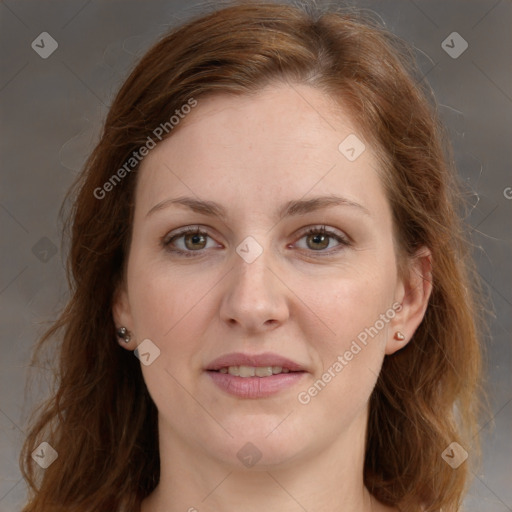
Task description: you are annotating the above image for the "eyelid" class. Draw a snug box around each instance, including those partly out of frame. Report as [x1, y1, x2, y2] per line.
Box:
[297, 225, 351, 243]
[162, 225, 212, 245]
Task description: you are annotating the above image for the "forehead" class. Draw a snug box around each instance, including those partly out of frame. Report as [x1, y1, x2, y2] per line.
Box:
[162, 84, 360, 160]
[135, 83, 389, 220]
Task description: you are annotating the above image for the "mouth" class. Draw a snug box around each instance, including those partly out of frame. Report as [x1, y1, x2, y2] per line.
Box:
[208, 365, 303, 377]
[205, 352, 307, 399]
[205, 351, 306, 373]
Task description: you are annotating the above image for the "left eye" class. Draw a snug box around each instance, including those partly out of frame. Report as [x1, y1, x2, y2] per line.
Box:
[163, 225, 349, 257]
[295, 226, 350, 252]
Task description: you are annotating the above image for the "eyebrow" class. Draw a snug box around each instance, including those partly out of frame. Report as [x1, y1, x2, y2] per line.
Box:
[146, 194, 370, 220]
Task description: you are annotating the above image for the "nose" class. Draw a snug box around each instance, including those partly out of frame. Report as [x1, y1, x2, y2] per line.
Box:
[219, 246, 290, 334]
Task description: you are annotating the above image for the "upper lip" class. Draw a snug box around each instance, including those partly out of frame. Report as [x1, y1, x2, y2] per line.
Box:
[205, 352, 306, 372]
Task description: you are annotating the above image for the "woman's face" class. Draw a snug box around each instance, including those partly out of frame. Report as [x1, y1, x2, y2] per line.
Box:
[114, 83, 416, 468]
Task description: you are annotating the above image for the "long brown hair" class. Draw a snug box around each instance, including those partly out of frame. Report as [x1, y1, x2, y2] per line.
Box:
[20, 1, 486, 510]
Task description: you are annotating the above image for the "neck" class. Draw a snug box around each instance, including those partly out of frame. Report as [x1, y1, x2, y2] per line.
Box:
[142, 410, 377, 512]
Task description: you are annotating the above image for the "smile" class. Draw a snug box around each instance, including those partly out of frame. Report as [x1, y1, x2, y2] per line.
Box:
[216, 365, 293, 377]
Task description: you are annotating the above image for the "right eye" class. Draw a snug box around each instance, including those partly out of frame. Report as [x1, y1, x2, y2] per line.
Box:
[162, 226, 221, 257]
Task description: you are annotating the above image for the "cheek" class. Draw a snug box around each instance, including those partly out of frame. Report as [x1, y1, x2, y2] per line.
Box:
[127, 254, 214, 341]
[127, 260, 213, 415]
[312, 264, 396, 342]
[304, 262, 396, 389]
[295, 280, 393, 424]
[126, 256, 220, 395]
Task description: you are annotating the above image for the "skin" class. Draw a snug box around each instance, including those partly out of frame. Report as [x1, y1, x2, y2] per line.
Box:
[113, 82, 432, 512]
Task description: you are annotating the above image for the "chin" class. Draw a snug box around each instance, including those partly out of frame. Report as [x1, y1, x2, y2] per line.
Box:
[199, 425, 305, 470]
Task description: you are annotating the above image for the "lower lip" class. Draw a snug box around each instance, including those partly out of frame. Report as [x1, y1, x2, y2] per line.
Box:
[206, 370, 306, 399]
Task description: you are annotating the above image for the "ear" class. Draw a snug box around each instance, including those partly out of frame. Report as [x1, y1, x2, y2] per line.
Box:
[112, 282, 135, 351]
[386, 246, 433, 355]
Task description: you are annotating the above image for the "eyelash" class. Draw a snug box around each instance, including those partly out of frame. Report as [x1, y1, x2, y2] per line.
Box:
[162, 225, 351, 258]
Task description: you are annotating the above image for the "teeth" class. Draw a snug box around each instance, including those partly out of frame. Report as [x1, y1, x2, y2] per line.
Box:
[255, 366, 273, 377]
[219, 365, 292, 377]
[228, 366, 240, 376]
[239, 366, 255, 377]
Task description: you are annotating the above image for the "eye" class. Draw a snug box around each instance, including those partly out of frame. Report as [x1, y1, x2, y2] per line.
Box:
[162, 225, 350, 258]
[294, 225, 350, 254]
[162, 226, 219, 257]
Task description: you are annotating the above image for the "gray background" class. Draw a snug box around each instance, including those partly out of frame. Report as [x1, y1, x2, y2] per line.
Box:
[0, 0, 511, 510]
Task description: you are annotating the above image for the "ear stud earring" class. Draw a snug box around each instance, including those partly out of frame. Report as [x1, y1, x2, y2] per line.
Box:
[116, 326, 131, 343]
[394, 331, 405, 341]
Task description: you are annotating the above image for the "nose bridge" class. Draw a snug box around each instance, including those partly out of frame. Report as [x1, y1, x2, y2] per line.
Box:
[219, 236, 289, 330]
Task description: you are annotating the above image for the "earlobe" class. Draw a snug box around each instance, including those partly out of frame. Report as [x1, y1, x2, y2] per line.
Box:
[394, 331, 406, 341]
[112, 284, 135, 349]
[116, 326, 132, 344]
[386, 247, 433, 355]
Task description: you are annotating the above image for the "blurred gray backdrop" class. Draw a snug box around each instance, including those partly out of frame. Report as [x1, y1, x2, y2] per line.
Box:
[1, 1, 511, 510]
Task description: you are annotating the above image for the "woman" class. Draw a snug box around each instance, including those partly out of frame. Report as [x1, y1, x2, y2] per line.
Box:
[20, 2, 485, 511]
